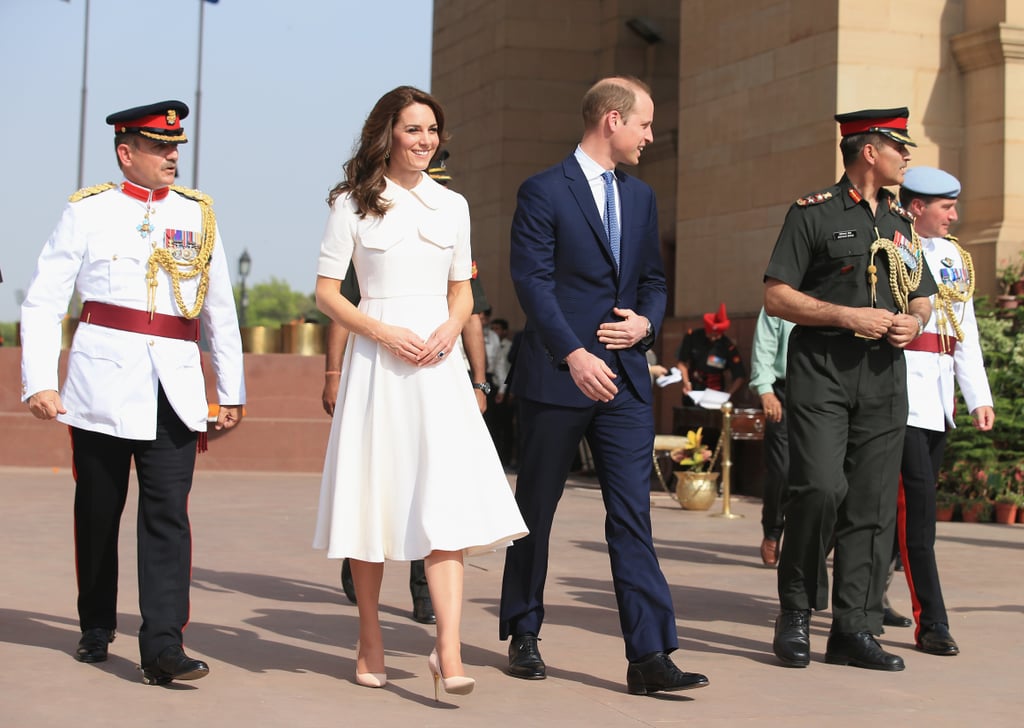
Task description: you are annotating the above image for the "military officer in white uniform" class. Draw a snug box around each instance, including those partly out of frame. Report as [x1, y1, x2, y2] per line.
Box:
[20, 100, 245, 685]
[895, 166, 994, 656]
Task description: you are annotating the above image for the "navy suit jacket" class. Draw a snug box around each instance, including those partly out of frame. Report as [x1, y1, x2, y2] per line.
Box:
[508, 154, 667, 408]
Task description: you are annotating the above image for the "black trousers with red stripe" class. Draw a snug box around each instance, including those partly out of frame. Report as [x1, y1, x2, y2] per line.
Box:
[71, 386, 198, 665]
[897, 425, 949, 636]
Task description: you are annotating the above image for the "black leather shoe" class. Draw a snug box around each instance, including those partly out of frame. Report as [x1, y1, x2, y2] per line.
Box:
[507, 634, 546, 679]
[142, 645, 210, 685]
[411, 596, 436, 624]
[883, 607, 913, 628]
[825, 631, 905, 671]
[916, 623, 959, 656]
[626, 652, 709, 695]
[75, 628, 115, 663]
[340, 559, 357, 605]
[773, 610, 810, 667]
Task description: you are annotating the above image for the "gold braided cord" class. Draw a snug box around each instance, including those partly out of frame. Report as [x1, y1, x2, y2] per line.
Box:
[934, 237, 974, 345]
[867, 226, 924, 313]
[145, 185, 216, 320]
[68, 182, 116, 202]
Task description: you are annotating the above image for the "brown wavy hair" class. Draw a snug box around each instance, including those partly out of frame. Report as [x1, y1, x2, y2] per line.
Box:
[327, 86, 449, 217]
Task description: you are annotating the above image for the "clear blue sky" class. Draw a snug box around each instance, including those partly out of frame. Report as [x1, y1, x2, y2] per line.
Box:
[0, 0, 433, 322]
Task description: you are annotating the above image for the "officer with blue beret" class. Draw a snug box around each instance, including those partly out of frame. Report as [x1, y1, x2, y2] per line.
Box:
[891, 165, 993, 657]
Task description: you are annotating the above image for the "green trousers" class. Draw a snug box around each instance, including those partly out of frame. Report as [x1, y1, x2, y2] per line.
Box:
[777, 328, 907, 634]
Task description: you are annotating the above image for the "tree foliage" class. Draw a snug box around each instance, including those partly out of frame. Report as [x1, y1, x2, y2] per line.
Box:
[235, 277, 328, 327]
[941, 298, 1024, 498]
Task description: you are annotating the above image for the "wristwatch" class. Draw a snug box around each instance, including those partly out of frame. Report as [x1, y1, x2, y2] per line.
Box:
[472, 381, 493, 396]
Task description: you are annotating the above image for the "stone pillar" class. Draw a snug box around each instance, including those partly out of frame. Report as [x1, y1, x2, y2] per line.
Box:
[951, 5, 1024, 296]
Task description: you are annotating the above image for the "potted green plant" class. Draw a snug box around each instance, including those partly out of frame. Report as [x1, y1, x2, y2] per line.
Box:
[997, 250, 1024, 299]
[961, 495, 993, 523]
[993, 493, 1019, 524]
[935, 488, 958, 522]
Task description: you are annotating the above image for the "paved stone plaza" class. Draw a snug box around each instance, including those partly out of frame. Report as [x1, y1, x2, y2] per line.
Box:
[2, 467, 1020, 727]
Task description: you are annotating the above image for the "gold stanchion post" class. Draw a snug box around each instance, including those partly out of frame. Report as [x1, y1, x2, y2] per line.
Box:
[712, 401, 743, 519]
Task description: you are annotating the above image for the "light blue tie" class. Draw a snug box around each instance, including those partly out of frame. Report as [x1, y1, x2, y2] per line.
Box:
[602, 170, 620, 271]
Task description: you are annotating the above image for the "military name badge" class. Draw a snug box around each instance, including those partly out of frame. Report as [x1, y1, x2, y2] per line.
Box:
[165, 229, 199, 262]
[893, 229, 917, 270]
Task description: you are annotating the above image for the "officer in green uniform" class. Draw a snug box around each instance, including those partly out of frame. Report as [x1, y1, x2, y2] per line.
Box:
[763, 108, 937, 671]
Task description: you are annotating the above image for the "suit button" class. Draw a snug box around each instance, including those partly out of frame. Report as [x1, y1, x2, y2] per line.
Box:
[112, 254, 118, 260]
[149, 340, 155, 346]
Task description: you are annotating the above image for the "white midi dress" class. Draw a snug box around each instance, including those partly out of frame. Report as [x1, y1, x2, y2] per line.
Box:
[313, 174, 528, 561]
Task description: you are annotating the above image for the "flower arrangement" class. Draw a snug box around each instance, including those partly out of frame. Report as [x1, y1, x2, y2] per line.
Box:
[669, 428, 714, 472]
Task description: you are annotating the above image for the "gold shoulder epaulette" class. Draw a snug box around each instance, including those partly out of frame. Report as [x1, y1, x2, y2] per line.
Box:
[170, 184, 213, 206]
[795, 191, 833, 207]
[68, 182, 116, 203]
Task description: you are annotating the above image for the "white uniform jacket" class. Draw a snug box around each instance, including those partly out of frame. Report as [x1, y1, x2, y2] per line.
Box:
[905, 235, 992, 432]
[21, 183, 245, 439]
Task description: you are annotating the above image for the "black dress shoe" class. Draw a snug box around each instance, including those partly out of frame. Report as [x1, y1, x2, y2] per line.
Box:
[626, 652, 709, 695]
[75, 628, 115, 663]
[142, 645, 210, 685]
[411, 596, 436, 624]
[507, 634, 546, 679]
[825, 631, 904, 671]
[340, 559, 357, 605]
[773, 609, 810, 667]
[916, 623, 959, 656]
[883, 607, 913, 628]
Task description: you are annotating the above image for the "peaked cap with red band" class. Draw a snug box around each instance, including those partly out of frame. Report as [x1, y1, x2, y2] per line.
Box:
[703, 302, 730, 336]
[834, 106, 915, 147]
[106, 100, 189, 143]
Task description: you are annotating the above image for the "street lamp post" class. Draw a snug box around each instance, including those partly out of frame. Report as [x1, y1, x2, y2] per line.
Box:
[238, 249, 251, 327]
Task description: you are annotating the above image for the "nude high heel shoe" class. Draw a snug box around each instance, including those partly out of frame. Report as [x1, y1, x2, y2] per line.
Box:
[355, 641, 386, 688]
[355, 670, 387, 688]
[428, 648, 475, 700]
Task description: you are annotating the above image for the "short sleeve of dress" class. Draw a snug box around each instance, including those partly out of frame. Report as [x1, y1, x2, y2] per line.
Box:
[448, 193, 472, 282]
[317, 196, 357, 280]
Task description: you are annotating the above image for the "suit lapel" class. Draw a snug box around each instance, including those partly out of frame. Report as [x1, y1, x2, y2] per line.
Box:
[563, 156, 619, 275]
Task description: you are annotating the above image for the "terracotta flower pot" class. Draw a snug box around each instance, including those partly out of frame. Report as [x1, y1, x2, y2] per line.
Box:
[674, 471, 720, 510]
[935, 503, 955, 522]
[961, 501, 990, 523]
[994, 502, 1019, 525]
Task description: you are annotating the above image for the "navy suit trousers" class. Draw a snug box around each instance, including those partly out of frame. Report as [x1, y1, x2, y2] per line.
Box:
[499, 384, 679, 661]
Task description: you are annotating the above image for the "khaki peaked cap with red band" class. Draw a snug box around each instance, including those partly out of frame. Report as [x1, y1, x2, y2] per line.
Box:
[106, 100, 189, 143]
[834, 106, 916, 147]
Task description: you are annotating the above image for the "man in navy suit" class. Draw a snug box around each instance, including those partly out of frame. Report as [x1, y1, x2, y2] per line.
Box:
[499, 76, 709, 696]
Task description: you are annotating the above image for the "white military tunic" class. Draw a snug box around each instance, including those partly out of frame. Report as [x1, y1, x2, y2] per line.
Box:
[905, 235, 992, 431]
[20, 182, 245, 438]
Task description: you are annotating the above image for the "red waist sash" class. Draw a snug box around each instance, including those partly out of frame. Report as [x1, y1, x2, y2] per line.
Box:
[80, 301, 200, 342]
[904, 332, 956, 356]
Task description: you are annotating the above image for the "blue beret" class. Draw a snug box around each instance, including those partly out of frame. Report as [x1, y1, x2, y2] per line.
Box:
[902, 166, 960, 198]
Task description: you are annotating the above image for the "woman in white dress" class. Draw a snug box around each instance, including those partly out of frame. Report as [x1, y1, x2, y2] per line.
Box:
[313, 86, 528, 699]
